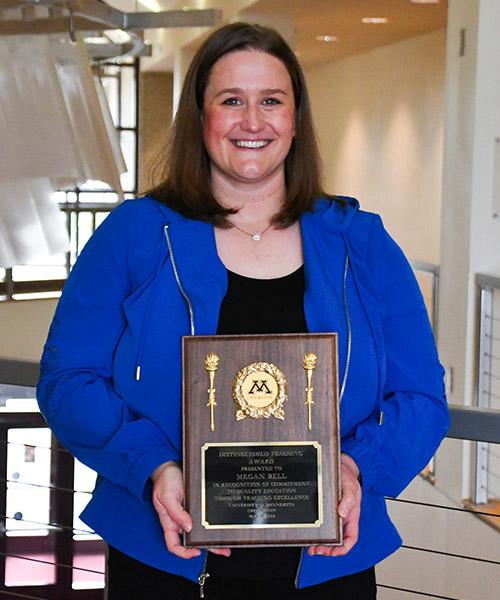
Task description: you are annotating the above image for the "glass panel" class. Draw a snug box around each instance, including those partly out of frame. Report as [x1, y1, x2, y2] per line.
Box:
[120, 65, 136, 129]
[12, 258, 67, 282]
[72, 540, 106, 590]
[466, 441, 500, 533]
[101, 73, 119, 127]
[70, 210, 78, 266]
[73, 459, 99, 541]
[95, 211, 110, 228]
[120, 130, 136, 192]
[53, 190, 69, 204]
[0, 384, 38, 413]
[65, 191, 78, 203]
[0, 62, 136, 304]
[73, 450, 105, 589]
[4, 539, 56, 587]
[77, 212, 94, 254]
[6, 428, 52, 537]
[77, 191, 119, 204]
[486, 442, 500, 502]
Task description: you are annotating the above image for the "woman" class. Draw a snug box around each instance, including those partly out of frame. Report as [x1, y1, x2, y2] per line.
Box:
[37, 22, 449, 599]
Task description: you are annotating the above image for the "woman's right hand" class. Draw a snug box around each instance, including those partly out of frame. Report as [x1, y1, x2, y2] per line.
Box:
[151, 462, 231, 559]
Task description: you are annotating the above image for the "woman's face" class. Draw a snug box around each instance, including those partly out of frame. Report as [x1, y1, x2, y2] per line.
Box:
[202, 49, 295, 188]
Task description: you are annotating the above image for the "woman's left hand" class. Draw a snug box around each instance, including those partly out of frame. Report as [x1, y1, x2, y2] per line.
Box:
[307, 453, 361, 557]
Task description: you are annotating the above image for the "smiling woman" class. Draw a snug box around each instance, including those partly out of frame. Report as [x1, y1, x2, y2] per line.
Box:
[37, 21, 448, 600]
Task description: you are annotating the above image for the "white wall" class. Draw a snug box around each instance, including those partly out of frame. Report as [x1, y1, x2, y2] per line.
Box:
[0, 299, 56, 361]
[306, 29, 446, 264]
[306, 17, 500, 599]
[438, 0, 500, 508]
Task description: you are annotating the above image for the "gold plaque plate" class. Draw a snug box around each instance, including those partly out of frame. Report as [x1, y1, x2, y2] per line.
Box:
[201, 441, 324, 530]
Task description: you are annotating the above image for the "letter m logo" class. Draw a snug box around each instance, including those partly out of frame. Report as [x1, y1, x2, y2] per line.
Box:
[248, 379, 272, 394]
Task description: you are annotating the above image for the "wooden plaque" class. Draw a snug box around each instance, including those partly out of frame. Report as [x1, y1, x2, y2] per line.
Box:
[182, 333, 341, 548]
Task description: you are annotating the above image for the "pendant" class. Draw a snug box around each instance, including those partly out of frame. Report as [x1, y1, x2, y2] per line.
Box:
[252, 234, 261, 241]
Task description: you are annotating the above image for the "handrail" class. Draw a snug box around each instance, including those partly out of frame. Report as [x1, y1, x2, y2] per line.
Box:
[0, 358, 39, 387]
[476, 273, 500, 289]
[411, 260, 440, 276]
[447, 404, 500, 444]
[1, 359, 499, 444]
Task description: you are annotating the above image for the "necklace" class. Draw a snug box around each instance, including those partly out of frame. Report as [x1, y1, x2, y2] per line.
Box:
[231, 222, 273, 241]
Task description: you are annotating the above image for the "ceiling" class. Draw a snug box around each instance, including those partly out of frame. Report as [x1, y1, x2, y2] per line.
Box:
[240, 0, 448, 68]
[0, 0, 448, 69]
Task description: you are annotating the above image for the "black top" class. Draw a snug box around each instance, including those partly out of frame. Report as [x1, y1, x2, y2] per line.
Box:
[207, 266, 307, 579]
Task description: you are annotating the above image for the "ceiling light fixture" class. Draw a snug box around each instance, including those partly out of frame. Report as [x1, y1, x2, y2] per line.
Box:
[138, 0, 162, 12]
[315, 35, 339, 42]
[361, 17, 388, 24]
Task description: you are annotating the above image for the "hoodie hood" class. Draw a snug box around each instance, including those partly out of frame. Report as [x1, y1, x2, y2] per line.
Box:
[308, 195, 360, 233]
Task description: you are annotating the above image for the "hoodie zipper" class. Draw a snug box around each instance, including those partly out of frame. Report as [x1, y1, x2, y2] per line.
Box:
[294, 254, 352, 588]
[135, 224, 195, 380]
[164, 222, 210, 594]
[164, 224, 195, 336]
[163, 223, 351, 590]
[339, 254, 351, 402]
[198, 553, 209, 598]
[294, 548, 304, 589]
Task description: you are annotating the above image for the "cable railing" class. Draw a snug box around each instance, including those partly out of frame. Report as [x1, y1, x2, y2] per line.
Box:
[474, 274, 500, 520]
[0, 200, 118, 302]
[2, 344, 500, 598]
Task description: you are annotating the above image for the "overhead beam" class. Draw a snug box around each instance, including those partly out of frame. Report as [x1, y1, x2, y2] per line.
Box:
[86, 40, 152, 59]
[0, 1, 222, 35]
[0, 16, 110, 35]
[124, 10, 222, 30]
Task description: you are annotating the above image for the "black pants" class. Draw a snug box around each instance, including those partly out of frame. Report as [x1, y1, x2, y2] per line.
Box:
[107, 546, 377, 600]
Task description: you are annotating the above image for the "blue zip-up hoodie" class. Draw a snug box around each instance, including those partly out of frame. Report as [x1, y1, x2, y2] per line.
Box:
[37, 196, 448, 588]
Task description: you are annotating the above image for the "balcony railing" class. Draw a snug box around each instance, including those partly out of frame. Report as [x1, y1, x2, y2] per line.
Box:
[1, 357, 499, 599]
[469, 275, 500, 527]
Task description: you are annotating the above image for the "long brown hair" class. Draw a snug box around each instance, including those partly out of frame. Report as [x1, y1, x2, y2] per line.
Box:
[146, 22, 333, 225]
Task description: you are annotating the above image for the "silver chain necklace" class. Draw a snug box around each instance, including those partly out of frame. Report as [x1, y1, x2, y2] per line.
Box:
[231, 222, 273, 241]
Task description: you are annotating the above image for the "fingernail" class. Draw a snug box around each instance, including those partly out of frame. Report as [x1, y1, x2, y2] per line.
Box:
[185, 523, 192, 532]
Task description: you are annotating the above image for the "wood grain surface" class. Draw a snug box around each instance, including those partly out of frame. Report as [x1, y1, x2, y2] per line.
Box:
[183, 333, 341, 547]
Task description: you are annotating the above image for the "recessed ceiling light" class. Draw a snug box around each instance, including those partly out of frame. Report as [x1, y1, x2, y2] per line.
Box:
[361, 17, 389, 24]
[315, 35, 339, 43]
[84, 36, 109, 45]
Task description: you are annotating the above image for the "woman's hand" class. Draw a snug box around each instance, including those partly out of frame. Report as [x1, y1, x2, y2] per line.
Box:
[151, 462, 231, 559]
[307, 453, 361, 557]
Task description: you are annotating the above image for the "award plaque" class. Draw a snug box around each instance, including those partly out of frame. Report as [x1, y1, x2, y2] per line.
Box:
[182, 333, 341, 547]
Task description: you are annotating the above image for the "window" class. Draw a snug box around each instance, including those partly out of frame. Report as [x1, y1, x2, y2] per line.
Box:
[0, 60, 139, 302]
